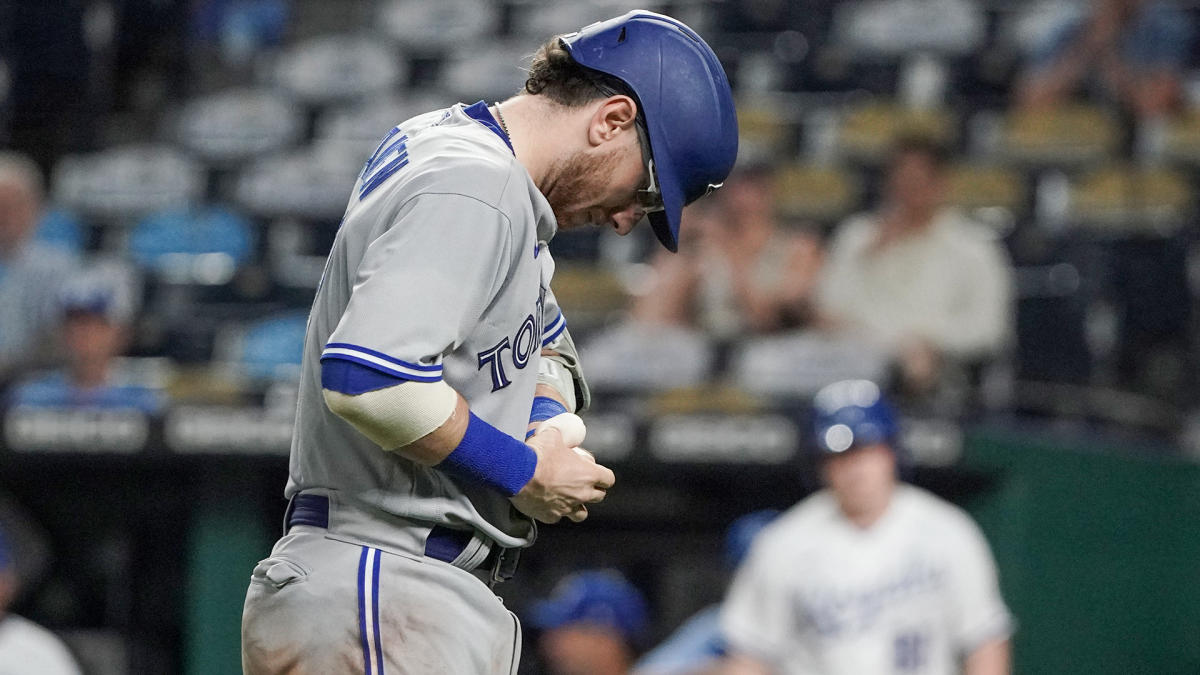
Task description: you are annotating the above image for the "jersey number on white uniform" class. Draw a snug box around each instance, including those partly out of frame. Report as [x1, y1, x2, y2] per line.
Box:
[893, 631, 927, 672]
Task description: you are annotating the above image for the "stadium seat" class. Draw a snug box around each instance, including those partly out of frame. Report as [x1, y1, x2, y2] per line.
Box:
[34, 208, 86, 254]
[377, 0, 500, 53]
[647, 384, 767, 416]
[944, 164, 1028, 215]
[128, 206, 255, 284]
[234, 143, 364, 220]
[998, 105, 1119, 166]
[1160, 109, 1200, 165]
[272, 35, 406, 104]
[773, 163, 861, 223]
[1068, 166, 1191, 234]
[836, 101, 956, 162]
[579, 322, 715, 393]
[176, 88, 303, 164]
[314, 92, 450, 157]
[546, 264, 631, 329]
[441, 43, 536, 103]
[737, 102, 797, 160]
[51, 145, 206, 220]
[509, 0, 669, 39]
[730, 331, 891, 398]
[831, 0, 985, 57]
[215, 310, 309, 382]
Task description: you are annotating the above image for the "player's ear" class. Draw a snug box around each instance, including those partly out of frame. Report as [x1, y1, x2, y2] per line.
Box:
[587, 95, 637, 147]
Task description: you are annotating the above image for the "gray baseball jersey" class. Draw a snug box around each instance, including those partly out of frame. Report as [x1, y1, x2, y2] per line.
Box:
[285, 101, 565, 549]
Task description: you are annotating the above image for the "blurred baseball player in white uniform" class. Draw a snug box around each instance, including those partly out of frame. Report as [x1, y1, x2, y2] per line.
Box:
[240, 10, 738, 675]
[721, 380, 1013, 675]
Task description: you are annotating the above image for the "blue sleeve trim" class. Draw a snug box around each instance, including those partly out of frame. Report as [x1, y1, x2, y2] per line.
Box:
[320, 348, 442, 383]
[541, 312, 567, 346]
[322, 359, 410, 394]
[438, 412, 537, 497]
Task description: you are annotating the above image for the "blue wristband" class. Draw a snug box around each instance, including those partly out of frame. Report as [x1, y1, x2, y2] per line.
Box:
[439, 413, 537, 497]
[526, 396, 569, 439]
[530, 396, 568, 424]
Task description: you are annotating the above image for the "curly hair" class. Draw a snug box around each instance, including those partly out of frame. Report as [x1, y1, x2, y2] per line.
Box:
[524, 37, 638, 108]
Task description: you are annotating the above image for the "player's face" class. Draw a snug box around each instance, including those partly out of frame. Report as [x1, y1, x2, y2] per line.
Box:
[539, 625, 631, 675]
[822, 443, 897, 525]
[64, 313, 125, 365]
[886, 152, 943, 214]
[547, 122, 659, 235]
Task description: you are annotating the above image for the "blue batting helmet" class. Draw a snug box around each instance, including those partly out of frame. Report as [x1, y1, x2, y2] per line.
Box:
[529, 570, 649, 644]
[562, 11, 739, 252]
[811, 380, 899, 454]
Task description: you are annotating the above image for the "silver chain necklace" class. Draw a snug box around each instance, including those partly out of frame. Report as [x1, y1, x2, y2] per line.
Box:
[492, 102, 511, 138]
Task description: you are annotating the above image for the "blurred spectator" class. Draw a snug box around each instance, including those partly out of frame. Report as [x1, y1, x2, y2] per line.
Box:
[0, 152, 76, 387]
[633, 510, 779, 675]
[1015, 0, 1193, 120]
[0, 527, 82, 675]
[834, 0, 985, 57]
[719, 380, 1012, 674]
[633, 165, 824, 339]
[529, 570, 650, 675]
[815, 136, 1013, 395]
[10, 266, 163, 414]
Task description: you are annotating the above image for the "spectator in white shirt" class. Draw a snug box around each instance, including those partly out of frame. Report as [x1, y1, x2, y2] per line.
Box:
[816, 135, 1014, 395]
[0, 152, 77, 388]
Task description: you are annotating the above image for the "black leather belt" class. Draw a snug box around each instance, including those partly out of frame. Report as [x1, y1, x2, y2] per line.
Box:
[284, 493, 519, 585]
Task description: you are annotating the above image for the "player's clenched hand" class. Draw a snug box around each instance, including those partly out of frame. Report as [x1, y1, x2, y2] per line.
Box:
[511, 427, 615, 524]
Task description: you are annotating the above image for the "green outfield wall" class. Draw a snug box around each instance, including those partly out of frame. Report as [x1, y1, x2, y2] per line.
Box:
[962, 430, 1200, 675]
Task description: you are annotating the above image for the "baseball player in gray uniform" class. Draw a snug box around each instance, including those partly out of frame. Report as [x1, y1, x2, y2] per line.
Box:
[241, 11, 738, 675]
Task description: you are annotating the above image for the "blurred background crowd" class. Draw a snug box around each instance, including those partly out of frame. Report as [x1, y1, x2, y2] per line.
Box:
[0, 0, 1198, 673]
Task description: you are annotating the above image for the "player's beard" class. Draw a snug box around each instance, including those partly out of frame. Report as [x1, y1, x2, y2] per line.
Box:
[541, 146, 625, 230]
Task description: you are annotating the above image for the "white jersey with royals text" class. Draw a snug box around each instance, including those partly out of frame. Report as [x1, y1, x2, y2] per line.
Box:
[721, 485, 1013, 675]
[285, 101, 568, 548]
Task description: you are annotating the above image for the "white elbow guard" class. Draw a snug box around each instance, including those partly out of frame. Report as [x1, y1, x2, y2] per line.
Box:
[323, 379, 457, 450]
[539, 328, 591, 412]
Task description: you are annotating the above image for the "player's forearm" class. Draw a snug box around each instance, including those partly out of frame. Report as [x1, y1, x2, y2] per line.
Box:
[964, 638, 1010, 675]
[407, 394, 470, 464]
[528, 383, 570, 437]
[323, 382, 468, 465]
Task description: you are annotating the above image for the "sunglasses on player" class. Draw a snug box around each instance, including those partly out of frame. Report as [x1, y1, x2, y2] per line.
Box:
[633, 119, 665, 215]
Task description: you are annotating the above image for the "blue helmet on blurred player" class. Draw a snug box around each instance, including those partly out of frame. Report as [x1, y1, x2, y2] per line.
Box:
[529, 569, 650, 645]
[811, 380, 900, 455]
[562, 10, 739, 252]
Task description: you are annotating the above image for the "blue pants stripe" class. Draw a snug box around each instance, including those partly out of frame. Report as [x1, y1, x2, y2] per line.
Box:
[358, 546, 372, 675]
[372, 550, 385, 675]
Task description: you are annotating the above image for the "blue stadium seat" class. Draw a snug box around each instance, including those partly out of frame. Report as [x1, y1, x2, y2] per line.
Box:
[34, 208, 86, 254]
[234, 311, 308, 381]
[128, 206, 255, 284]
